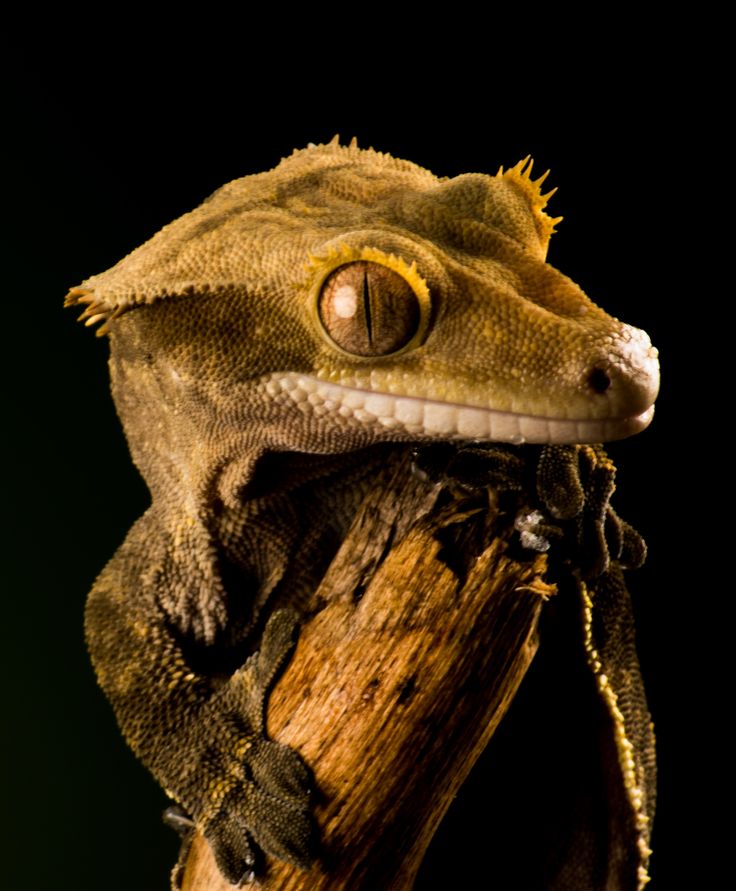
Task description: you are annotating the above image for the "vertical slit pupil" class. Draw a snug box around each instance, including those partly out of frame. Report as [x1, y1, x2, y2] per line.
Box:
[362, 268, 373, 346]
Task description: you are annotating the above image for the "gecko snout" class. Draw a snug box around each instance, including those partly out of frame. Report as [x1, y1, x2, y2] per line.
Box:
[585, 325, 660, 420]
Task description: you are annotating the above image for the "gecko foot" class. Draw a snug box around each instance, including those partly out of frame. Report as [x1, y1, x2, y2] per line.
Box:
[193, 609, 315, 881]
[202, 754, 314, 882]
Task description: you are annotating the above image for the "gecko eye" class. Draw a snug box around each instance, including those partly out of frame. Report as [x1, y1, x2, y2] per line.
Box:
[317, 262, 422, 357]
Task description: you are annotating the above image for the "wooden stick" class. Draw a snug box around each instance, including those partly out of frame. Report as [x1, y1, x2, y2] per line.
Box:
[181, 456, 552, 890]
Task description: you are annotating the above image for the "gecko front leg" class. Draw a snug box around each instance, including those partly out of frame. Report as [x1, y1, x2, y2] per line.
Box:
[85, 512, 314, 884]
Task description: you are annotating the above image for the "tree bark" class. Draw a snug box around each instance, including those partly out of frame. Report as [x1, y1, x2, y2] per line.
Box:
[181, 453, 553, 890]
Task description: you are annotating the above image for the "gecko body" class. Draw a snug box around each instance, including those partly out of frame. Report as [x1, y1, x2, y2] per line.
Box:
[67, 141, 659, 885]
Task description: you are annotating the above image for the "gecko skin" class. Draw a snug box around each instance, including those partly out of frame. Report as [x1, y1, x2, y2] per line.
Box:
[66, 141, 659, 885]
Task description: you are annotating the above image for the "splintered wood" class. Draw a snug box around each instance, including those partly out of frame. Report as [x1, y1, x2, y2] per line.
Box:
[181, 456, 552, 890]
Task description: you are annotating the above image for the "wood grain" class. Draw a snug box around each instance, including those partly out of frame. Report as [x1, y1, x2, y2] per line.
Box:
[181, 455, 552, 890]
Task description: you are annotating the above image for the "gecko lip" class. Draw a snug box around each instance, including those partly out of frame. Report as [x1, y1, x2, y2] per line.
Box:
[267, 373, 656, 445]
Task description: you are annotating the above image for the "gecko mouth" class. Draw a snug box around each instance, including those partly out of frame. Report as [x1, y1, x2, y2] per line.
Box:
[265, 373, 655, 445]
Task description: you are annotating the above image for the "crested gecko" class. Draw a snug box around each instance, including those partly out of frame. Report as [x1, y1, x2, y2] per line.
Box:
[66, 140, 659, 887]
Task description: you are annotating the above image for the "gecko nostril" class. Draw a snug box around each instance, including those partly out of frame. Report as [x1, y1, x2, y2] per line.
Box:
[587, 367, 612, 394]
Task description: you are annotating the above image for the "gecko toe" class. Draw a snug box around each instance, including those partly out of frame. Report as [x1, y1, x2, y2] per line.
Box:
[249, 738, 312, 802]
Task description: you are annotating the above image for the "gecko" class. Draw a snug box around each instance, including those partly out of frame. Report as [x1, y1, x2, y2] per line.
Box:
[66, 139, 659, 887]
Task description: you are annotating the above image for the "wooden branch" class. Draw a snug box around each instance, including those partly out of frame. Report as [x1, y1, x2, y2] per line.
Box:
[181, 455, 553, 890]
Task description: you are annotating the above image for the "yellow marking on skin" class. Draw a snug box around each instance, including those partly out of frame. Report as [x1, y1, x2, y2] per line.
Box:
[167, 670, 186, 691]
[234, 738, 254, 760]
[580, 581, 652, 888]
[132, 619, 150, 638]
[199, 776, 239, 827]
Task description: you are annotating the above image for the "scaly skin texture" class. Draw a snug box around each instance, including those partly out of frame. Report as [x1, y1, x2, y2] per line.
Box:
[67, 141, 659, 886]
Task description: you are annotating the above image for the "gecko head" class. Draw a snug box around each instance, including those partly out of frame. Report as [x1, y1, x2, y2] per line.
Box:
[67, 142, 659, 503]
[288, 223, 659, 446]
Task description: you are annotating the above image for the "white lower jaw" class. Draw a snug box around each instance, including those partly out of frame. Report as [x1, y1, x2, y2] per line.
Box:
[265, 373, 654, 445]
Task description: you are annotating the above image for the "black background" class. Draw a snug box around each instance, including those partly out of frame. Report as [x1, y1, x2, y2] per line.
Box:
[3, 26, 717, 890]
